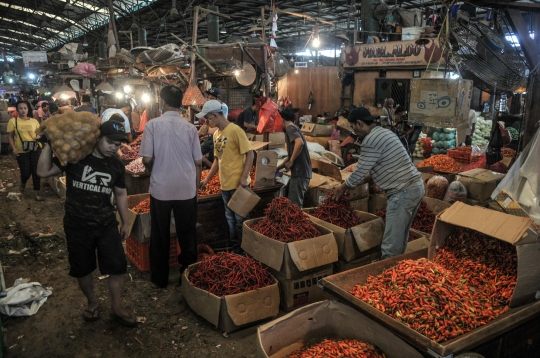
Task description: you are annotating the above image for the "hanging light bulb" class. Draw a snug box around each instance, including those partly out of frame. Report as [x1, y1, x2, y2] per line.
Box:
[312, 24, 320, 48]
[123, 85, 132, 93]
[142, 93, 150, 102]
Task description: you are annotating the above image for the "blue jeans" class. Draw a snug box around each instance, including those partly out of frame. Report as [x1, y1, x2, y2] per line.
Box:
[221, 189, 248, 252]
[382, 184, 424, 259]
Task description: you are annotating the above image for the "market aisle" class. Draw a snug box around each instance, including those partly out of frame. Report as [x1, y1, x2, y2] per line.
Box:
[0, 155, 258, 358]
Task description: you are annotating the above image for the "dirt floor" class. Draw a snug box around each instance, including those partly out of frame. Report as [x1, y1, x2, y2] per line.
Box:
[0, 154, 260, 358]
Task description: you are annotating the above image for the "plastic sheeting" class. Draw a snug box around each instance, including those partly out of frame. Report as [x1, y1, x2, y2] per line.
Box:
[492, 128, 540, 223]
[0, 279, 52, 316]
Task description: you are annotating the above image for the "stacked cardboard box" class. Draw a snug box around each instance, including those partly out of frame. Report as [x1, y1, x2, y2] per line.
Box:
[242, 218, 338, 312]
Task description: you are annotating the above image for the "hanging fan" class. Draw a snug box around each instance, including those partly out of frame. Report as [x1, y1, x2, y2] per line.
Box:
[267, 54, 290, 78]
[448, 16, 527, 94]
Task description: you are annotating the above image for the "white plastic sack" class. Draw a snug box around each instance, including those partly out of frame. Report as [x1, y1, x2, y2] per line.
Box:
[306, 142, 325, 153]
[0, 279, 52, 316]
[272, 148, 288, 159]
[492, 128, 540, 223]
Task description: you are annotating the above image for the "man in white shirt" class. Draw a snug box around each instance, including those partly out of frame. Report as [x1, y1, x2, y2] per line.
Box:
[139, 86, 203, 288]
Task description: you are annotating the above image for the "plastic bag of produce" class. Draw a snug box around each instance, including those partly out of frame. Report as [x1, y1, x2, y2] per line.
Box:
[36, 111, 100, 165]
[443, 181, 468, 204]
[492, 128, 540, 223]
[426, 175, 449, 200]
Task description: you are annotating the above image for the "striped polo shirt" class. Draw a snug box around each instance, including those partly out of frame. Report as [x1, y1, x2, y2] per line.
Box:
[345, 126, 422, 195]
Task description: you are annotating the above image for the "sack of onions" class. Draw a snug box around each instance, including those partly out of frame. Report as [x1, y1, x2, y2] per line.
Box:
[36, 111, 101, 165]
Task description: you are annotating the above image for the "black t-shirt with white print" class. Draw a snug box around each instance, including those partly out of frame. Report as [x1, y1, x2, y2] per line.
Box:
[55, 154, 125, 226]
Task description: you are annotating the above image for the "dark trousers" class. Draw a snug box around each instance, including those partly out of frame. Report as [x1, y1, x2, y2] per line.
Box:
[16, 149, 41, 190]
[149, 195, 198, 287]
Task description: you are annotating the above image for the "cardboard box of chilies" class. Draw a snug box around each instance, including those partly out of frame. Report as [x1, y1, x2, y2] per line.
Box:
[257, 300, 423, 358]
[303, 209, 384, 263]
[428, 202, 540, 308]
[181, 262, 280, 333]
[241, 218, 338, 280]
[117, 194, 176, 243]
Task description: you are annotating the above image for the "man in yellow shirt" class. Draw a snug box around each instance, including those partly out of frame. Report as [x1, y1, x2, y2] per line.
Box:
[198, 100, 254, 254]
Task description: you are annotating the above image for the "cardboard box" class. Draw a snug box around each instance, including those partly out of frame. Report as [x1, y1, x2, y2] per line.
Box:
[251, 133, 286, 149]
[350, 196, 369, 212]
[493, 190, 530, 217]
[333, 251, 381, 273]
[301, 122, 334, 137]
[257, 300, 424, 358]
[254, 150, 277, 188]
[303, 173, 340, 207]
[458, 168, 506, 202]
[336, 115, 353, 133]
[122, 194, 176, 243]
[228, 186, 261, 217]
[428, 202, 540, 308]
[304, 135, 330, 149]
[409, 78, 473, 128]
[405, 230, 430, 254]
[181, 263, 280, 333]
[242, 218, 338, 279]
[305, 209, 384, 263]
[369, 193, 387, 214]
[272, 266, 332, 312]
[347, 182, 369, 200]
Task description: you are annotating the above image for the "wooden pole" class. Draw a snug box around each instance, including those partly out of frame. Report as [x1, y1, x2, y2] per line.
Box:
[107, 0, 120, 51]
[190, 6, 200, 86]
[261, 7, 266, 44]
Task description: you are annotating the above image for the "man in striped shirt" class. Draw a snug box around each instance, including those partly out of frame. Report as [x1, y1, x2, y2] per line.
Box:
[334, 107, 424, 259]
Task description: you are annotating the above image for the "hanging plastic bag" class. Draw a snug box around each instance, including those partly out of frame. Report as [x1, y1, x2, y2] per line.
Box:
[443, 181, 468, 204]
[492, 127, 540, 223]
[257, 96, 283, 133]
[71, 63, 97, 77]
[426, 175, 449, 200]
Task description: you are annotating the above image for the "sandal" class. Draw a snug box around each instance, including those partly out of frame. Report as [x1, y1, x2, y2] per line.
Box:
[35, 196, 45, 201]
[110, 313, 138, 328]
[83, 307, 100, 322]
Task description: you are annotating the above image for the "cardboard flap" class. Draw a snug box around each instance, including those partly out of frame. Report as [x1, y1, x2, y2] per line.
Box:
[316, 161, 342, 182]
[439, 202, 532, 244]
[224, 281, 280, 326]
[242, 220, 286, 271]
[287, 225, 338, 272]
[458, 168, 505, 182]
[254, 150, 278, 188]
[309, 173, 330, 188]
[250, 141, 271, 151]
[181, 265, 221, 327]
[228, 186, 261, 218]
[350, 217, 385, 252]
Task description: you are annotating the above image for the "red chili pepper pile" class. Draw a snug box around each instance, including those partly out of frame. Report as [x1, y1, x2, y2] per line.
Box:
[377, 201, 437, 234]
[198, 168, 258, 196]
[461, 155, 508, 174]
[251, 197, 320, 243]
[286, 339, 387, 358]
[198, 170, 222, 196]
[131, 198, 150, 213]
[349, 228, 517, 343]
[418, 154, 462, 173]
[311, 193, 364, 229]
[502, 147, 516, 158]
[189, 252, 274, 296]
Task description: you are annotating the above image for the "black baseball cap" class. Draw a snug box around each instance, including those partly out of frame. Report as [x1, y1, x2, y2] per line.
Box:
[100, 121, 128, 142]
[206, 87, 221, 97]
[347, 106, 380, 124]
[279, 108, 299, 122]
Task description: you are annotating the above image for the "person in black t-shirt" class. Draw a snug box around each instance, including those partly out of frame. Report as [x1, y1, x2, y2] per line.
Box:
[37, 121, 137, 327]
[276, 108, 313, 207]
[235, 98, 259, 133]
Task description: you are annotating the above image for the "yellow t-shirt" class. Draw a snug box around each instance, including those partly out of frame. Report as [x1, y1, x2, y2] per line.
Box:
[213, 123, 252, 191]
[7, 117, 40, 153]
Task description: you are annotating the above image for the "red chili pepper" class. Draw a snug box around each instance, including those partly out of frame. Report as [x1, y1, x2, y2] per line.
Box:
[377, 200, 437, 235]
[131, 198, 150, 213]
[311, 193, 364, 229]
[251, 197, 320, 243]
[189, 252, 274, 296]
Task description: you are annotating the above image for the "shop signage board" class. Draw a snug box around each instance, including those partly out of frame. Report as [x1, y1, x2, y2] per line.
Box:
[341, 39, 444, 68]
[21, 51, 48, 68]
